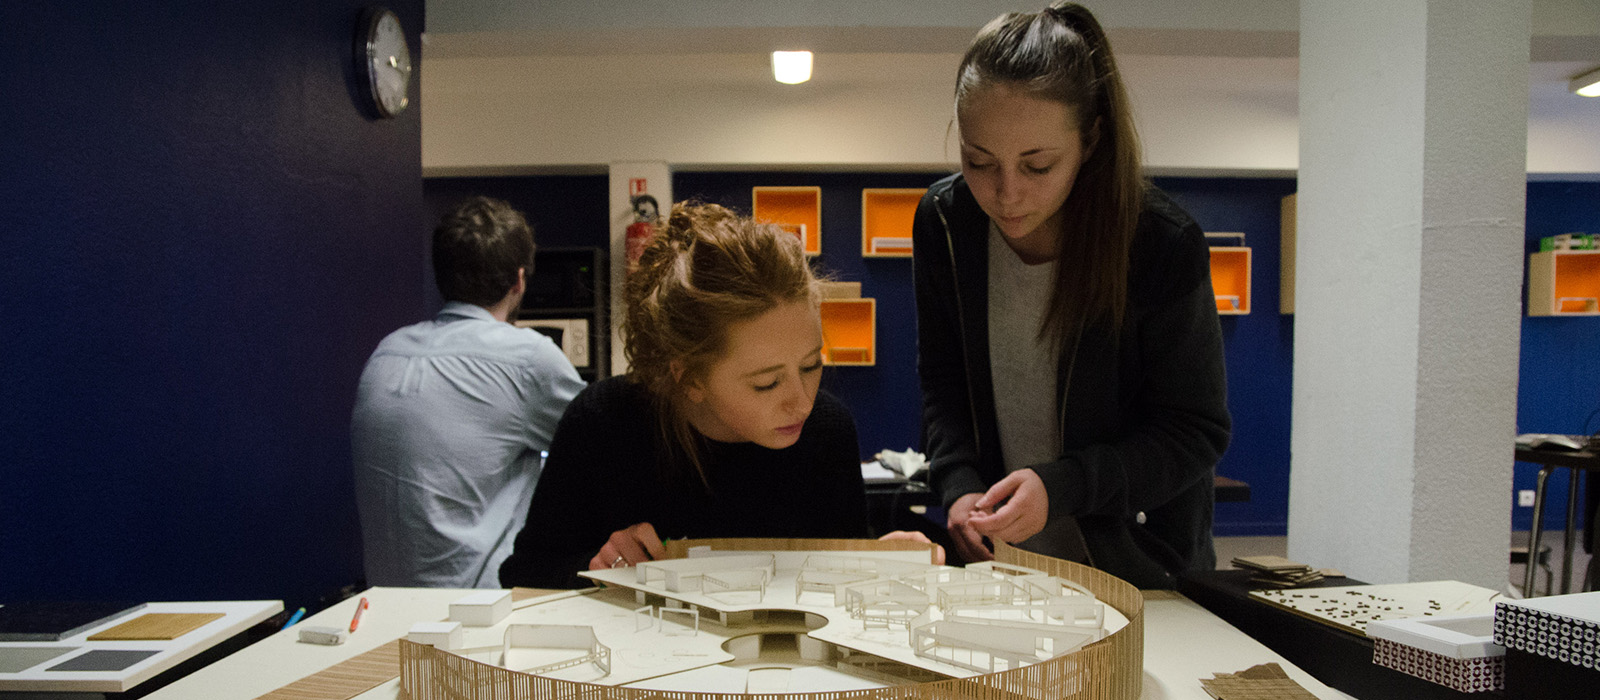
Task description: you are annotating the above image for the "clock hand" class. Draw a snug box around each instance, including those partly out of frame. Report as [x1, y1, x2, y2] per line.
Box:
[384, 55, 413, 78]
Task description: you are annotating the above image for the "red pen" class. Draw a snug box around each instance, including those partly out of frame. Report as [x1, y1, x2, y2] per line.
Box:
[349, 597, 369, 633]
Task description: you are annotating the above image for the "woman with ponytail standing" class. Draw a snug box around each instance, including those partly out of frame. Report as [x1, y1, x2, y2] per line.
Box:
[914, 2, 1231, 588]
[501, 202, 934, 589]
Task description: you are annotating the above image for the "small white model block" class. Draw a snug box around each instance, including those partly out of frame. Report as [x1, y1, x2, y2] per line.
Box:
[296, 624, 348, 646]
[450, 590, 512, 627]
[407, 621, 464, 650]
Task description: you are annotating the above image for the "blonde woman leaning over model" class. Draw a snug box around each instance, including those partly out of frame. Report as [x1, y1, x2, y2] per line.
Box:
[501, 202, 939, 589]
[914, 2, 1231, 588]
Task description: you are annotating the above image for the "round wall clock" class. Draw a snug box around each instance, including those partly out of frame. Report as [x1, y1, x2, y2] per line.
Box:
[357, 6, 412, 118]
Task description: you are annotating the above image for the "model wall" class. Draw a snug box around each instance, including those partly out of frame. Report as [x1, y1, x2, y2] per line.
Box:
[0, 1, 428, 610]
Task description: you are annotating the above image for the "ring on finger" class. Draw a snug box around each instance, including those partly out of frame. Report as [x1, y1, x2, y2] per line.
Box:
[611, 555, 627, 568]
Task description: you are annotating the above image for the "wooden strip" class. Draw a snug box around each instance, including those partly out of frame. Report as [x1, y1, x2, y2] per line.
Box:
[87, 612, 225, 641]
[253, 640, 400, 700]
[510, 587, 564, 602]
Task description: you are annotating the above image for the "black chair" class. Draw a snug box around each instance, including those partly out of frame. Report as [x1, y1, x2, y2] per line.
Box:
[1511, 543, 1554, 596]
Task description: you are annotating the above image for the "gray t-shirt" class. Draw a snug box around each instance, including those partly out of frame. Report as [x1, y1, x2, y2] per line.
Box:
[987, 225, 1090, 563]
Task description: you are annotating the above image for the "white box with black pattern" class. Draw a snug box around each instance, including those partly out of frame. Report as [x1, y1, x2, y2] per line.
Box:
[1492, 591, 1600, 671]
[1369, 613, 1504, 692]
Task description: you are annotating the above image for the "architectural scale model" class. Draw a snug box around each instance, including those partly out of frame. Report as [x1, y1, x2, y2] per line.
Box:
[399, 539, 1146, 700]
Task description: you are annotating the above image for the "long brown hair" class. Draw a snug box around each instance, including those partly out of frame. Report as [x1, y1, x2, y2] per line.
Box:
[623, 201, 821, 486]
[956, 1, 1145, 344]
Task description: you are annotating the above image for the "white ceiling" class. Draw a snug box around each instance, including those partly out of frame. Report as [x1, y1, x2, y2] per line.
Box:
[418, 0, 1600, 176]
[424, 0, 1596, 58]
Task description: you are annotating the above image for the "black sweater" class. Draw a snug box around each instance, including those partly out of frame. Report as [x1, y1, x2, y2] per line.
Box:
[499, 376, 869, 589]
[913, 173, 1231, 589]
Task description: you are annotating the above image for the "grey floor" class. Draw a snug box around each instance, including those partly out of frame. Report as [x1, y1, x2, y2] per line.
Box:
[1215, 532, 1594, 596]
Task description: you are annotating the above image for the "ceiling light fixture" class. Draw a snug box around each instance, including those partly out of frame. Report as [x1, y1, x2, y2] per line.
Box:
[772, 51, 813, 84]
[1571, 66, 1600, 97]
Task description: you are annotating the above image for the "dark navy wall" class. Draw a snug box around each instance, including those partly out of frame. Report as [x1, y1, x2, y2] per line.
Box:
[1515, 181, 1600, 531]
[0, 2, 427, 610]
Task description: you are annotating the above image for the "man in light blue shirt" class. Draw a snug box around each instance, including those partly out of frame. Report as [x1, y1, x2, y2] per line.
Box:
[352, 197, 585, 588]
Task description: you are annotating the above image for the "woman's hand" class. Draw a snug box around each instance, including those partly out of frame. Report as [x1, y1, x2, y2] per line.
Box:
[877, 530, 947, 565]
[946, 492, 995, 563]
[588, 522, 666, 570]
[966, 468, 1049, 544]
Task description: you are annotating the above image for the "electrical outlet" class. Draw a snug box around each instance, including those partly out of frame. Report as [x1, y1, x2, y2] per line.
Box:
[1518, 490, 1536, 508]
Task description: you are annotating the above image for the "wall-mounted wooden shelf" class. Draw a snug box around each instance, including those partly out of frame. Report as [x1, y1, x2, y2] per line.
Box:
[1209, 246, 1252, 315]
[819, 296, 876, 366]
[752, 186, 821, 257]
[1528, 249, 1600, 316]
[861, 188, 923, 257]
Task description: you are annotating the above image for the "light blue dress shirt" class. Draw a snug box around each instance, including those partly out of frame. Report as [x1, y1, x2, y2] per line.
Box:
[352, 302, 585, 588]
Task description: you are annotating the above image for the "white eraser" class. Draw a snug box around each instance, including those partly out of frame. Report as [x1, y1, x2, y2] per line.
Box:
[297, 624, 349, 645]
[407, 621, 464, 650]
[450, 590, 512, 627]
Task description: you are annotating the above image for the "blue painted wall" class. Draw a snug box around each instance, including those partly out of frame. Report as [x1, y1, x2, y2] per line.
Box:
[1515, 181, 1600, 532]
[0, 1, 427, 610]
[1153, 178, 1299, 536]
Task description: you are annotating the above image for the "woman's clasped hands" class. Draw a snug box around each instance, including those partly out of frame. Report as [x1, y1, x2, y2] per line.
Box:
[946, 468, 1049, 563]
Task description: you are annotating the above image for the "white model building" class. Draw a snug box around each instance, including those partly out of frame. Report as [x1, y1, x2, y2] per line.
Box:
[398, 540, 1142, 699]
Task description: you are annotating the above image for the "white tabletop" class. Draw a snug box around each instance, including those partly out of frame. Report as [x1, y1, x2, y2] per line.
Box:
[145, 587, 1354, 700]
[1139, 593, 1353, 699]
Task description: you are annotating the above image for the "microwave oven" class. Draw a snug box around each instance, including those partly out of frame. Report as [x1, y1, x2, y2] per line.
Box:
[515, 318, 590, 369]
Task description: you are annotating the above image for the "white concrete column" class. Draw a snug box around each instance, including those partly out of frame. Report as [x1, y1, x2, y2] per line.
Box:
[607, 162, 672, 377]
[1287, 0, 1528, 588]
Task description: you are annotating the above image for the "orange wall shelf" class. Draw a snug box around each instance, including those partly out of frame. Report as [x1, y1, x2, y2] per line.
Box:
[820, 298, 876, 366]
[861, 188, 923, 257]
[1528, 249, 1600, 316]
[1209, 246, 1252, 315]
[752, 186, 821, 257]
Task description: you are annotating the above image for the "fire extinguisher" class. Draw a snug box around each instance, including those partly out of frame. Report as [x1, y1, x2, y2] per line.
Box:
[626, 194, 660, 272]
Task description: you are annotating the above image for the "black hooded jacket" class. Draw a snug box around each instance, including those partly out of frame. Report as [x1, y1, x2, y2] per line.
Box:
[913, 173, 1231, 589]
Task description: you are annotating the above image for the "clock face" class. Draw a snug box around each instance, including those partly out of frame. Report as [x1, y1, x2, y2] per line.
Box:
[363, 8, 412, 118]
